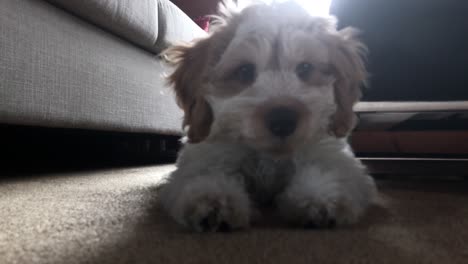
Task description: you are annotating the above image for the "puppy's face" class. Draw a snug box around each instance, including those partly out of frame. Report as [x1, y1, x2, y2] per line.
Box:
[166, 2, 367, 157]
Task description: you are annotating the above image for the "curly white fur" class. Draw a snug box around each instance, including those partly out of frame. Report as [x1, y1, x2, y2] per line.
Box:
[160, 1, 378, 232]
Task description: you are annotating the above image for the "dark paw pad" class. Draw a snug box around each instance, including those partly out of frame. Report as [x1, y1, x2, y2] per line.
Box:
[199, 209, 232, 232]
[327, 219, 337, 229]
[200, 209, 219, 232]
[304, 207, 336, 229]
[218, 221, 232, 232]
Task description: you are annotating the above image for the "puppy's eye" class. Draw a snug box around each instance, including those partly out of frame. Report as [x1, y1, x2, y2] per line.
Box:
[295, 62, 314, 81]
[231, 63, 256, 84]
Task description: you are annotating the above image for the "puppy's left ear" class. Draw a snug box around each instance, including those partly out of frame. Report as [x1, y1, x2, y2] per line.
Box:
[329, 28, 368, 137]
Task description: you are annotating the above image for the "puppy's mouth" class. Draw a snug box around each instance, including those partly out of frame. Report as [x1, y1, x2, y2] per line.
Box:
[257, 132, 303, 158]
[264, 142, 296, 158]
[245, 129, 306, 159]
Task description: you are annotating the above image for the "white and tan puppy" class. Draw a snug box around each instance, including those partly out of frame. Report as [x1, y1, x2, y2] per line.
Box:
[160, 1, 377, 232]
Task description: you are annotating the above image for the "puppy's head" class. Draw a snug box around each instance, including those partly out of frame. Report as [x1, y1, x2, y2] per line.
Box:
[165, 1, 367, 156]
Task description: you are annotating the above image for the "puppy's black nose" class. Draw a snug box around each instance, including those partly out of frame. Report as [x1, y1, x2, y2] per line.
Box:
[266, 107, 298, 138]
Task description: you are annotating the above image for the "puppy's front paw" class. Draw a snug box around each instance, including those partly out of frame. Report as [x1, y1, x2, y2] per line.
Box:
[303, 199, 345, 229]
[277, 195, 340, 229]
[276, 167, 376, 229]
[279, 191, 376, 229]
[185, 194, 249, 232]
[173, 179, 250, 232]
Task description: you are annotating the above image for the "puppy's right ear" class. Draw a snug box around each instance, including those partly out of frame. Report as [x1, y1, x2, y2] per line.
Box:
[164, 10, 238, 142]
[164, 39, 214, 143]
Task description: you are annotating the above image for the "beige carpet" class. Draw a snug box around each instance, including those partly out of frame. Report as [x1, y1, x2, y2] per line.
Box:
[1, 166, 467, 264]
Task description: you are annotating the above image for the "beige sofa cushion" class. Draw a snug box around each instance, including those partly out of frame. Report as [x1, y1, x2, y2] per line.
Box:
[46, 0, 160, 52]
[46, 0, 205, 53]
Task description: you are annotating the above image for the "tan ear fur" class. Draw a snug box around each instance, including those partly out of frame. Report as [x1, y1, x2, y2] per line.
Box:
[163, 40, 213, 143]
[328, 28, 368, 137]
[164, 18, 238, 143]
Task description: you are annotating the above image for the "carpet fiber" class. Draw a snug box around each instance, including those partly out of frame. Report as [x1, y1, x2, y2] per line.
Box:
[1, 166, 467, 264]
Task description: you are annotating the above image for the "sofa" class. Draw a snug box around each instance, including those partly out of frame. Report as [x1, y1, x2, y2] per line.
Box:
[0, 0, 205, 136]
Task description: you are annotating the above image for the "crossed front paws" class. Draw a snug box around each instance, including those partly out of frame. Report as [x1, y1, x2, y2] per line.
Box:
[169, 180, 369, 232]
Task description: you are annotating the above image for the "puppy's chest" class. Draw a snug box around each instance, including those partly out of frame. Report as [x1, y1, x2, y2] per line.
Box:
[240, 155, 296, 206]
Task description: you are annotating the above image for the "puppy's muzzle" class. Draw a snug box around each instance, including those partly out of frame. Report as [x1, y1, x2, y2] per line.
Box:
[265, 107, 298, 138]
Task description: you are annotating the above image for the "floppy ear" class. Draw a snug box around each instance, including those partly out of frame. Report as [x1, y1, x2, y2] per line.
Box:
[164, 39, 214, 143]
[329, 27, 368, 137]
[164, 11, 239, 143]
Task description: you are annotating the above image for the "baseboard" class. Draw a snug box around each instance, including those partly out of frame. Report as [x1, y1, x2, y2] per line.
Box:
[360, 157, 468, 178]
[351, 131, 468, 157]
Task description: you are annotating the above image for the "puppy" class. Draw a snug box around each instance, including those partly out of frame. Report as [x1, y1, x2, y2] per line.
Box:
[160, 1, 377, 232]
